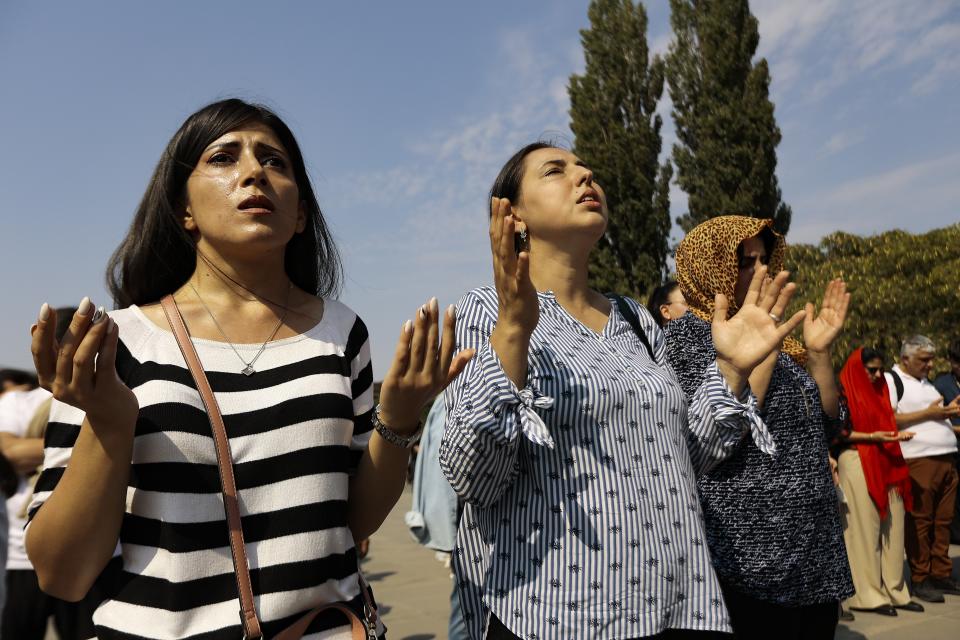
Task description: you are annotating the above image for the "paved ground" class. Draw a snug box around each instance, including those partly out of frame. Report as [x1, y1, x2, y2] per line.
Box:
[834, 545, 960, 640]
[366, 486, 960, 640]
[42, 487, 960, 639]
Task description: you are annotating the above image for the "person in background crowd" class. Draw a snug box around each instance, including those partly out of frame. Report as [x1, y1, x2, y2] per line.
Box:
[1, 307, 101, 640]
[647, 280, 688, 327]
[0, 362, 58, 639]
[0, 336, 93, 640]
[666, 215, 853, 640]
[932, 340, 960, 543]
[0, 369, 38, 394]
[441, 143, 805, 639]
[886, 335, 960, 602]
[0, 370, 29, 630]
[837, 347, 923, 616]
[405, 395, 467, 640]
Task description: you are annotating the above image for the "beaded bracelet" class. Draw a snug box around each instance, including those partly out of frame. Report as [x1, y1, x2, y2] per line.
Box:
[372, 404, 423, 449]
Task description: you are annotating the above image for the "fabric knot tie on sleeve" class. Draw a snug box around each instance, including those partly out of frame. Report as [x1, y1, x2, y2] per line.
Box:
[515, 388, 556, 449]
[714, 393, 777, 455]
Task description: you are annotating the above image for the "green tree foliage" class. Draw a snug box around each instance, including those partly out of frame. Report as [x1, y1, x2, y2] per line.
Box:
[666, 0, 791, 234]
[785, 225, 960, 370]
[569, 0, 673, 298]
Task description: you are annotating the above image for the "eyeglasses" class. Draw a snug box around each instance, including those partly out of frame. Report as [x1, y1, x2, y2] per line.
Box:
[865, 366, 883, 374]
[737, 253, 771, 270]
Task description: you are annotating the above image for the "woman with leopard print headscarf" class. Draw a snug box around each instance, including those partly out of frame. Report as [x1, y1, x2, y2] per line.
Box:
[664, 215, 854, 639]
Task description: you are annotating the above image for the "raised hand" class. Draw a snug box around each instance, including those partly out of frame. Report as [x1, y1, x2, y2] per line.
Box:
[712, 266, 806, 394]
[804, 279, 850, 354]
[489, 197, 538, 337]
[30, 299, 139, 427]
[377, 297, 474, 433]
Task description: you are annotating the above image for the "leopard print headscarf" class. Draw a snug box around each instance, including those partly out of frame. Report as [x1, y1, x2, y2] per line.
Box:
[675, 215, 806, 364]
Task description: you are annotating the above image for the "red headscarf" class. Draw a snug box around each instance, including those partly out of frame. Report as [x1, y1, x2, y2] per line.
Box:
[839, 348, 913, 518]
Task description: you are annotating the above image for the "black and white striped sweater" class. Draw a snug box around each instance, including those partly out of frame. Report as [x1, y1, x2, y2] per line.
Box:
[29, 301, 377, 640]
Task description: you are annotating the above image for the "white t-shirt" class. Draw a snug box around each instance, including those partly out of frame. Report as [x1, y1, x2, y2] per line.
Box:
[0, 386, 50, 570]
[887, 365, 958, 459]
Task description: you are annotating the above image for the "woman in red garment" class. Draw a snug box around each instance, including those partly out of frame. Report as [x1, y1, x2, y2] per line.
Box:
[837, 347, 922, 616]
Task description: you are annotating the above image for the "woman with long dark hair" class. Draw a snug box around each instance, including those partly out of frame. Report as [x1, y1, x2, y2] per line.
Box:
[439, 143, 806, 639]
[26, 99, 471, 639]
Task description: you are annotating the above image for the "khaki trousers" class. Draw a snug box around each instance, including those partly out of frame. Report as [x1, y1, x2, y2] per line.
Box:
[905, 454, 959, 583]
[838, 449, 912, 608]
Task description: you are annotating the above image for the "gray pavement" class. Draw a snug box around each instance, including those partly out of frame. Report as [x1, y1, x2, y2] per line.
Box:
[366, 486, 960, 639]
[835, 545, 960, 640]
[42, 488, 959, 639]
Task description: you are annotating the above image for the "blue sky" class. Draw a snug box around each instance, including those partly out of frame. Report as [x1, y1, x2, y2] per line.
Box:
[2, 0, 958, 377]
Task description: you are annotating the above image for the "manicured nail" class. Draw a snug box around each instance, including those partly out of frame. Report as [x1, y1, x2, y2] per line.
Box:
[403, 320, 413, 334]
[429, 297, 438, 313]
[446, 304, 456, 319]
[91, 306, 107, 324]
[77, 297, 92, 316]
[418, 305, 426, 320]
[38, 303, 50, 322]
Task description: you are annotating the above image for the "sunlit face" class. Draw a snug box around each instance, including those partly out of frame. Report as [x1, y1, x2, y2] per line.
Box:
[902, 349, 935, 380]
[659, 287, 688, 323]
[183, 122, 306, 256]
[513, 147, 608, 245]
[863, 357, 885, 384]
[734, 235, 769, 307]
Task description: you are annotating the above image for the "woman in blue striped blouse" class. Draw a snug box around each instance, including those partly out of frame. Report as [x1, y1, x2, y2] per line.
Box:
[439, 143, 807, 640]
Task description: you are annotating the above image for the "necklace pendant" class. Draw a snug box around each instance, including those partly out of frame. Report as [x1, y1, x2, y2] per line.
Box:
[241, 365, 256, 376]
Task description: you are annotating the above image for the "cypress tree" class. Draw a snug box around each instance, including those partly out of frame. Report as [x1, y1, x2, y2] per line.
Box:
[666, 0, 791, 234]
[569, 0, 673, 297]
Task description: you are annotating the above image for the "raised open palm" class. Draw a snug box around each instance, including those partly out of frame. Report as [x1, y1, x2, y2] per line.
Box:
[712, 266, 806, 389]
[489, 197, 539, 335]
[803, 278, 850, 353]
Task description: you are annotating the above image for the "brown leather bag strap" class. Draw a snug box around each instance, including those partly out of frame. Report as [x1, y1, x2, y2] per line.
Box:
[161, 295, 263, 640]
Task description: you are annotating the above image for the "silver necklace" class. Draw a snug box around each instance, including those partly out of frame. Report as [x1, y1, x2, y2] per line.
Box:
[188, 281, 291, 376]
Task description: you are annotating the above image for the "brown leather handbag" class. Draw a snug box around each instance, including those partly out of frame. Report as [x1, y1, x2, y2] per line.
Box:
[161, 295, 379, 640]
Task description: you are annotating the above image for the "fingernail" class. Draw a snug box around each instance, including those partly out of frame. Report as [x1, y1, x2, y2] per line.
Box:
[429, 297, 438, 313]
[78, 297, 92, 316]
[403, 320, 413, 334]
[446, 304, 456, 319]
[38, 303, 50, 322]
[418, 305, 426, 320]
[92, 306, 107, 324]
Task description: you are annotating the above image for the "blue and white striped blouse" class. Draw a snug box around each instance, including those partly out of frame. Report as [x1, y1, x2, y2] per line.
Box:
[439, 287, 772, 640]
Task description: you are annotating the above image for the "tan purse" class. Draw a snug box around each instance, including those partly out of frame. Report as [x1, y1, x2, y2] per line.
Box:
[161, 295, 379, 640]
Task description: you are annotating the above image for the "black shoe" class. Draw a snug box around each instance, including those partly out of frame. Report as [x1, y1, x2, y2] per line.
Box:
[895, 601, 925, 612]
[929, 577, 960, 596]
[858, 605, 897, 616]
[839, 608, 855, 622]
[912, 579, 945, 603]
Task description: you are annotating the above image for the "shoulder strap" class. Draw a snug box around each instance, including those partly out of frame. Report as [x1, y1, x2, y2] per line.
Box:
[609, 294, 655, 362]
[161, 295, 263, 640]
[890, 369, 904, 402]
[161, 295, 377, 640]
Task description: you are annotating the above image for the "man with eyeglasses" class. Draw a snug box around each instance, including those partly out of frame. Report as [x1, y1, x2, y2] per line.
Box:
[886, 335, 960, 603]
